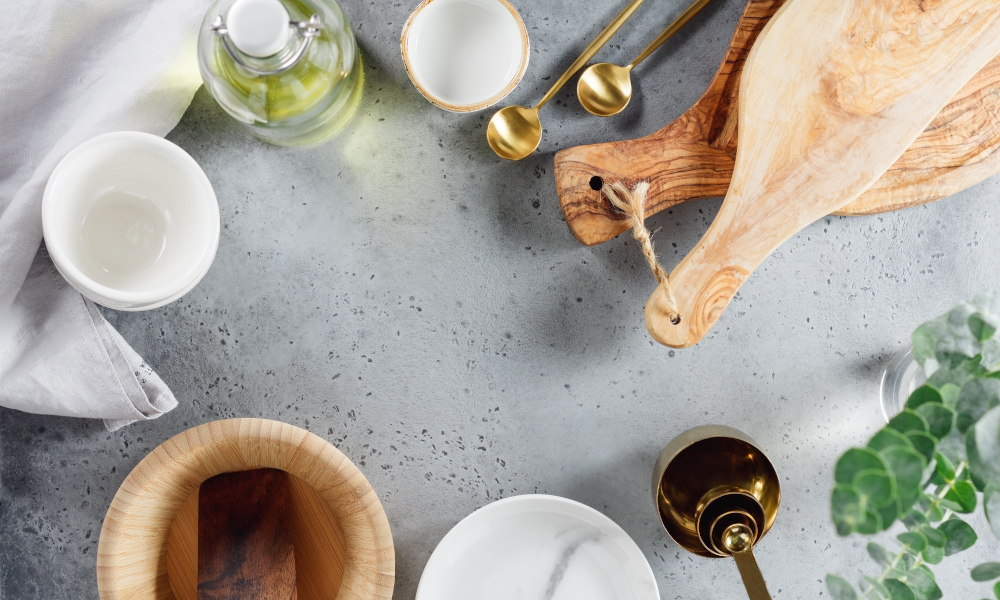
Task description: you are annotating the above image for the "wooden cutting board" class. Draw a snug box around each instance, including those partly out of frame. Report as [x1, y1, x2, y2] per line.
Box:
[554, 0, 1000, 247]
[643, 0, 1000, 348]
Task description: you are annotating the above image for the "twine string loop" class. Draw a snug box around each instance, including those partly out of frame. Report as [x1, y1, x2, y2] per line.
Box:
[602, 181, 681, 325]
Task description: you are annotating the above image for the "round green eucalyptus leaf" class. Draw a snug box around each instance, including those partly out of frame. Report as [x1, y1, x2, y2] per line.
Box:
[922, 544, 944, 565]
[884, 578, 915, 600]
[927, 502, 945, 523]
[934, 427, 966, 468]
[903, 508, 928, 528]
[882, 446, 928, 512]
[939, 383, 962, 409]
[906, 384, 944, 410]
[938, 498, 965, 513]
[869, 428, 915, 453]
[957, 379, 1000, 433]
[834, 520, 852, 537]
[826, 574, 857, 600]
[971, 465, 989, 494]
[876, 497, 900, 531]
[904, 565, 942, 600]
[968, 313, 997, 342]
[938, 518, 978, 556]
[983, 339, 1000, 372]
[933, 451, 956, 482]
[832, 483, 861, 509]
[944, 480, 977, 513]
[864, 575, 891, 598]
[929, 358, 987, 389]
[906, 431, 936, 462]
[915, 403, 955, 441]
[967, 406, 1000, 486]
[897, 552, 916, 576]
[868, 541, 893, 568]
[835, 447, 888, 485]
[831, 484, 864, 536]
[854, 469, 896, 508]
[912, 320, 944, 367]
[889, 409, 930, 436]
[985, 484, 1000, 540]
[921, 525, 947, 548]
[897, 531, 927, 553]
[972, 563, 1000, 582]
[994, 580, 1000, 600]
[855, 508, 883, 535]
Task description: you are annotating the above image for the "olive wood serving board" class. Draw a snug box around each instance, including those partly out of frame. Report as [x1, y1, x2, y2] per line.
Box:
[644, 0, 1000, 348]
[554, 0, 1000, 247]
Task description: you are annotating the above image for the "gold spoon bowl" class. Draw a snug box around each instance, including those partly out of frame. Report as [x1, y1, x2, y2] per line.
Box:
[486, 0, 649, 159]
[487, 106, 541, 161]
[578, 63, 634, 117]
[578, 0, 715, 117]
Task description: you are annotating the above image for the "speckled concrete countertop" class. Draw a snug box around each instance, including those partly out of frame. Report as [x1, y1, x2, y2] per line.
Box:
[2, 0, 1000, 597]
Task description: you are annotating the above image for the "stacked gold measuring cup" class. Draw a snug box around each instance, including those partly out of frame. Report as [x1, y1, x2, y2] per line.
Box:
[653, 426, 781, 600]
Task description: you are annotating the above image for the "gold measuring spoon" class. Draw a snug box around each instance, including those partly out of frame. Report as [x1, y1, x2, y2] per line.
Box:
[721, 523, 772, 600]
[578, 0, 715, 117]
[487, 0, 649, 160]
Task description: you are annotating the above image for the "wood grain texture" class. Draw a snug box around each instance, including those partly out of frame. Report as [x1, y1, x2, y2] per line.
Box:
[553, 0, 1000, 247]
[167, 493, 199, 600]
[197, 469, 296, 600]
[97, 419, 393, 600]
[644, 0, 1000, 348]
[165, 474, 348, 600]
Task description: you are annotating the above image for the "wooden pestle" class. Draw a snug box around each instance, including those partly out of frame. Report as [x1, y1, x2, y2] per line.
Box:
[198, 468, 297, 600]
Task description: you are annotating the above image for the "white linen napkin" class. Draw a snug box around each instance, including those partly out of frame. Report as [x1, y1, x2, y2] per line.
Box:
[0, 0, 209, 429]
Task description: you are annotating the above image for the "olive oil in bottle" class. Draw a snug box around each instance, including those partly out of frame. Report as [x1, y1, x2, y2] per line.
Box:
[197, 0, 363, 145]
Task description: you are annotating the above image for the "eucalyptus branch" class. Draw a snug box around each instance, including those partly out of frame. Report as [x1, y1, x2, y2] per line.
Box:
[826, 291, 1000, 600]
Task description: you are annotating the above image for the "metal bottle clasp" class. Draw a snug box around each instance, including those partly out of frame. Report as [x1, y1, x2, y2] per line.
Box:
[211, 14, 324, 76]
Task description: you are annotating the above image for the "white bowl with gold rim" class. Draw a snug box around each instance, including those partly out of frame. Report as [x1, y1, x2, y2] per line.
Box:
[401, 0, 529, 112]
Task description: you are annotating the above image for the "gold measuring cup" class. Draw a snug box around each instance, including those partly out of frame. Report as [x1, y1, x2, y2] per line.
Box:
[652, 425, 780, 600]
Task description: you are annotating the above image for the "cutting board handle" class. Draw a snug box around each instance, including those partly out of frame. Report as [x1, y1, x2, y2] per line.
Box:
[554, 0, 781, 246]
[644, 198, 754, 348]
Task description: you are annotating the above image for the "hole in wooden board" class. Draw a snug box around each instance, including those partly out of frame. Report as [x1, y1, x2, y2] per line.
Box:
[589, 175, 604, 191]
[166, 472, 347, 600]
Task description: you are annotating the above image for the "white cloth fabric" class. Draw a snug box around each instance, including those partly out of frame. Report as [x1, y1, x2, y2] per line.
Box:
[0, 0, 208, 429]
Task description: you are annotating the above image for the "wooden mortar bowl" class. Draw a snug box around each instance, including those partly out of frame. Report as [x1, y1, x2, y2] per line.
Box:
[97, 419, 394, 600]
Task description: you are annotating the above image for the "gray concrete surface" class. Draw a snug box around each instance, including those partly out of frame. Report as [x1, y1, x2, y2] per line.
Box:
[3, 0, 1000, 597]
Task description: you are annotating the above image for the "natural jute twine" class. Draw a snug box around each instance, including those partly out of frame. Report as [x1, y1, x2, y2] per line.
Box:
[603, 181, 681, 324]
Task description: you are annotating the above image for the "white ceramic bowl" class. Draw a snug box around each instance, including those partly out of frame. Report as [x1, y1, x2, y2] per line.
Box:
[416, 495, 659, 600]
[42, 132, 220, 311]
[401, 0, 529, 112]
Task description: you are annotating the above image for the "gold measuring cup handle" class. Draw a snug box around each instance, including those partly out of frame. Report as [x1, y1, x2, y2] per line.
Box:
[722, 524, 772, 600]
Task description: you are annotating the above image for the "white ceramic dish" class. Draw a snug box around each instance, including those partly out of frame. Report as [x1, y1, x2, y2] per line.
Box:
[416, 494, 659, 600]
[401, 0, 529, 112]
[42, 131, 220, 311]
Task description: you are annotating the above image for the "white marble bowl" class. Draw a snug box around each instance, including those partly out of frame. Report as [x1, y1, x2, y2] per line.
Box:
[42, 131, 219, 311]
[416, 494, 659, 600]
[401, 0, 529, 112]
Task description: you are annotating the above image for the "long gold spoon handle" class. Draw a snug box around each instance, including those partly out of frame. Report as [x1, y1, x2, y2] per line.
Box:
[535, 0, 648, 109]
[731, 547, 772, 600]
[627, 0, 714, 69]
